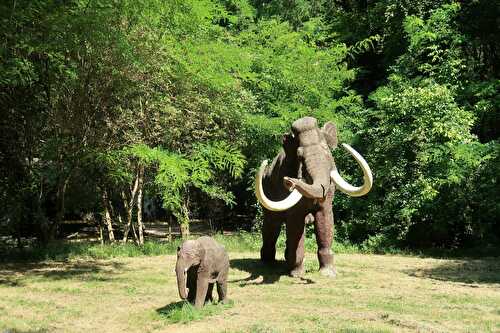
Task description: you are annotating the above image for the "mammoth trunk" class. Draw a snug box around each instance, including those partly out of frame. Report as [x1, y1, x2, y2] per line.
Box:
[176, 263, 188, 300]
[291, 176, 329, 199]
[293, 150, 331, 199]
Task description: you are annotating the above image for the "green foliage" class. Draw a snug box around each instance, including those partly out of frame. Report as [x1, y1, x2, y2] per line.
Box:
[359, 77, 482, 244]
[340, 1, 499, 248]
[128, 142, 245, 225]
[346, 35, 382, 60]
[236, 18, 362, 166]
[239, 19, 355, 119]
[1, 0, 498, 251]
[252, 0, 327, 30]
[398, 3, 466, 85]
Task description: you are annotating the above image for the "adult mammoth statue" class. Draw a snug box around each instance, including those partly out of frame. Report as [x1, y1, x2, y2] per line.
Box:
[255, 117, 372, 277]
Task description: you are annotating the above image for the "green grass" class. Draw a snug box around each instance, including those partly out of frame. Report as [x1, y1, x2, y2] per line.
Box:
[2, 232, 499, 264]
[1, 251, 499, 332]
[0, 239, 181, 262]
[157, 300, 234, 324]
[0, 232, 367, 264]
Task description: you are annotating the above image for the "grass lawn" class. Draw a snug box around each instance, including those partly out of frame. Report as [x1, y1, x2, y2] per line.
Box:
[1, 249, 499, 332]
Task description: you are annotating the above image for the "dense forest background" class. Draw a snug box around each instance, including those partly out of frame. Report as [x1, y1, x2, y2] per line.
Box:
[1, 0, 498, 250]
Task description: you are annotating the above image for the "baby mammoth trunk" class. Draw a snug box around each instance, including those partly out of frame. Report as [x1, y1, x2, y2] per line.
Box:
[176, 262, 188, 300]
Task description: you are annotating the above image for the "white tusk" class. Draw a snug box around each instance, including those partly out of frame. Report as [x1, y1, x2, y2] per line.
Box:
[330, 143, 373, 197]
[255, 160, 303, 211]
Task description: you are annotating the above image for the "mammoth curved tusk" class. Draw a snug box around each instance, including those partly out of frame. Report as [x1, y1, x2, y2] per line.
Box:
[255, 160, 303, 211]
[330, 143, 373, 197]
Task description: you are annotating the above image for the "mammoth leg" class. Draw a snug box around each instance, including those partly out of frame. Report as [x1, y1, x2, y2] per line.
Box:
[216, 280, 228, 304]
[260, 211, 284, 262]
[217, 266, 229, 303]
[186, 269, 197, 302]
[313, 191, 336, 277]
[285, 214, 305, 277]
[194, 274, 209, 309]
[205, 283, 214, 304]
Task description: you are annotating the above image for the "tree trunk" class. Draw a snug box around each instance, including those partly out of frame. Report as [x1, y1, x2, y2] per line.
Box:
[98, 222, 104, 245]
[101, 189, 115, 242]
[137, 165, 145, 245]
[119, 193, 138, 244]
[168, 216, 173, 242]
[121, 191, 132, 243]
[48, 174, 71, 242]
[179, 201, 190, 239]
[131, 219, 139, 244]
[180, 223, 189, 239]
[122, 170, 140, 243]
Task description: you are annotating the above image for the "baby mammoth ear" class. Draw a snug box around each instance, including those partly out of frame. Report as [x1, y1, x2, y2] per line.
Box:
[322, 122, 338, 149]
[196, 243, 206, 261]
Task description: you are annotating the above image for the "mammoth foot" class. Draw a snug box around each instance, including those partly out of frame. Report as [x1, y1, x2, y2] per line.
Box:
[319, 266, 337, 278]
[289, 266, 305, 278]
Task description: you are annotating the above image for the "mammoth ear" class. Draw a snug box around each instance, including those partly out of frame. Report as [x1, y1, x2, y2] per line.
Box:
[196, 243, 206, 262]
[282, 133, 298, 152]
[322, 122, 338, 149]
[282, 133, 294, 145]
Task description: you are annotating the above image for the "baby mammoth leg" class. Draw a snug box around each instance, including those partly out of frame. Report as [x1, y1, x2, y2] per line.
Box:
[205, 283, 214, 304]
[194, 274, 209, 309]
[186, 269, 197, 303]
[216, 268, 229, 303]
[216, 280, 228, 303]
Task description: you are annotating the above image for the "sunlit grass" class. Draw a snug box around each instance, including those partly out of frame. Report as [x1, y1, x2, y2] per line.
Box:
[1, 252, 499, 332]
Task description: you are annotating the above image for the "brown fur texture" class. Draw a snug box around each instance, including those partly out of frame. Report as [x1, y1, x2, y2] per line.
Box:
[260, 117, 337, 278]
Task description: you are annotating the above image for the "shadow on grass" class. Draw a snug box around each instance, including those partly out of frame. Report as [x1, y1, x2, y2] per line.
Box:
[0, 260, 126, 286]
[229, 258, 315, 286]
[230, 258, 285, 285]
[156, 301, 186, 316]
[404, 258, 500, 285]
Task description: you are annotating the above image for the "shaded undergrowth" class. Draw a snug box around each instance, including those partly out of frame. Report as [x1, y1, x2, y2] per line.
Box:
[0, 232, 360, 263]
[1, 232, 499, 263]
[0, 239, 182, 263]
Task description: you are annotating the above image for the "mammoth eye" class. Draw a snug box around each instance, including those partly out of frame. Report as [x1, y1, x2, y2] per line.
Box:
[177, 246, 181, 252]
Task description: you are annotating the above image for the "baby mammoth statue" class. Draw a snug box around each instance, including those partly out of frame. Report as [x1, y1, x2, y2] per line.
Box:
[175, 236, 229, 308]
